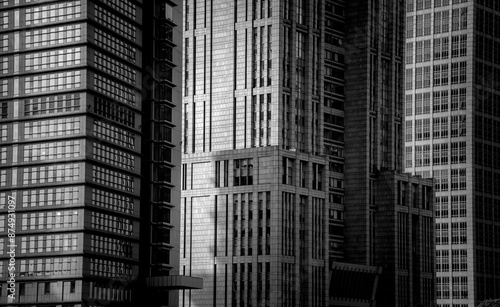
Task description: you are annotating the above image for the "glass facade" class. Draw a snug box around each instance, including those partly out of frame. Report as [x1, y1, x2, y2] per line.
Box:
[180, 1, 433, 307]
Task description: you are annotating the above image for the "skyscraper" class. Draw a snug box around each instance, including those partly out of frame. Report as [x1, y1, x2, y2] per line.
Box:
[405, 1, 500, 306]
[181, 1, 434, 306]
[0, 0, 199, 306]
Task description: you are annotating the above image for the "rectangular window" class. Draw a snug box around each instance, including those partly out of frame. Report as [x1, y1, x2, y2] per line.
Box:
[93, 165, 134, 192]
[405, 121, 413, 142]
[423, 39, 431, 62]
[433, 90, 449, 113]
[100, 0, 136, 19]
[24, 117, 81, 139]
[405, 147, 413, 168]
[94, 74, 136, 107]
[23, 140, 82, 162]
[234, 158, 254, 186]
[435, 196, 449, 218]
[26, 1, 81, 26]
[416, 15, 424, 37]
[282, 157, 294, 185]
[406, 42, 414, 64]
[406, 16, 414, 38]
[405, 69, 413, 90]
[94, 28, 136, 62]
[451, 115, 466, 137]
[416, 41, 423, 63]
[25, 24, 82, 49]
[94, 51, 136, 85]
[433, 117, 448, 139]
[423, 13, 431, 35]
[434, 11, 442, 34]
[24, 94, 81, 116]
[423, 66, 431, 88]
[415, 67, 423, 89]
[93, 120, 135, 148]
[405, 95, 413, 116]
[441, 37, 449, 59]
[22, 163, 80, 185]
[25, 71, 82, 94]
[94, 5, 136, 41]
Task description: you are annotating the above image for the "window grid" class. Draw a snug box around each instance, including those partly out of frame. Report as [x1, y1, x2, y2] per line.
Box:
[433, 90, 449, 113]
[24, 117, 81, 139]
[451, 195, 467, 217]
[433, 143, 449, 166]
[94, 51, 136, 84]
[26, 47, 81, 71]
[435, 196, 449, 219]
[25, 70, 82, 94]
[23, 140, 81, 162]
[20, 257, 79, 277]
[405, 146, 413, 168]
[91, 188, 134, 214]
[406, 42, 413, 64]
[92, 165, 134, 192]
[90, 234, 133, 258]
[93, 120, 135, 148]
[405, 95, 413, 116]
[22, 163, 80, 185]
[451, 115, 466, 137]
[405, 121, 413, 142]
[451, 141, 466, 164]
[451, 88, 466, 111]
[21, 210, 79, 231]
[24, 94, 81, 116]
[25, 1, 81, 26]
[90, 211, 133, 236]
[0, 34, 8, 51]
[433, 169, 449, 192]
[0, 11, 7, 29]
[434, 37, 449, 60]
[94, 5, 136, 41]
[436, 223, 449, 245]
[451, 222, 467, 244]
[0, 147, 6, 164]
[94, 28, 136, 62]
[20, 233, 78, 254]
[0, 57, 8, 74]
[89, 258, 134, 279]
[94, 97, 135, 128]
[22, 186, 80, 208]
[92, 143, 135, 170]
[433, 117, 449, 139]
[0, 169, 6, 187]
[405, 68, 413, 90]
[1, 79, 8, 96]
[25, 24, 82, 48]
[100, 0, 136, 19]
[94, 74, 136, 107]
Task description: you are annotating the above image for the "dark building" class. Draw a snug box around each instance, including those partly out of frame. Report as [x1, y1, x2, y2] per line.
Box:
[343, 1, 435, 306]
[180, 1, 434, 307]
[0, 0, 199, 306]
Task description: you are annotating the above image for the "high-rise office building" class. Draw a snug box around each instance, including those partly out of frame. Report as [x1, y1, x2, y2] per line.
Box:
[405, 1, 500, 306]
[0, 0, 199, 306]
[181, 1, 433, 306]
